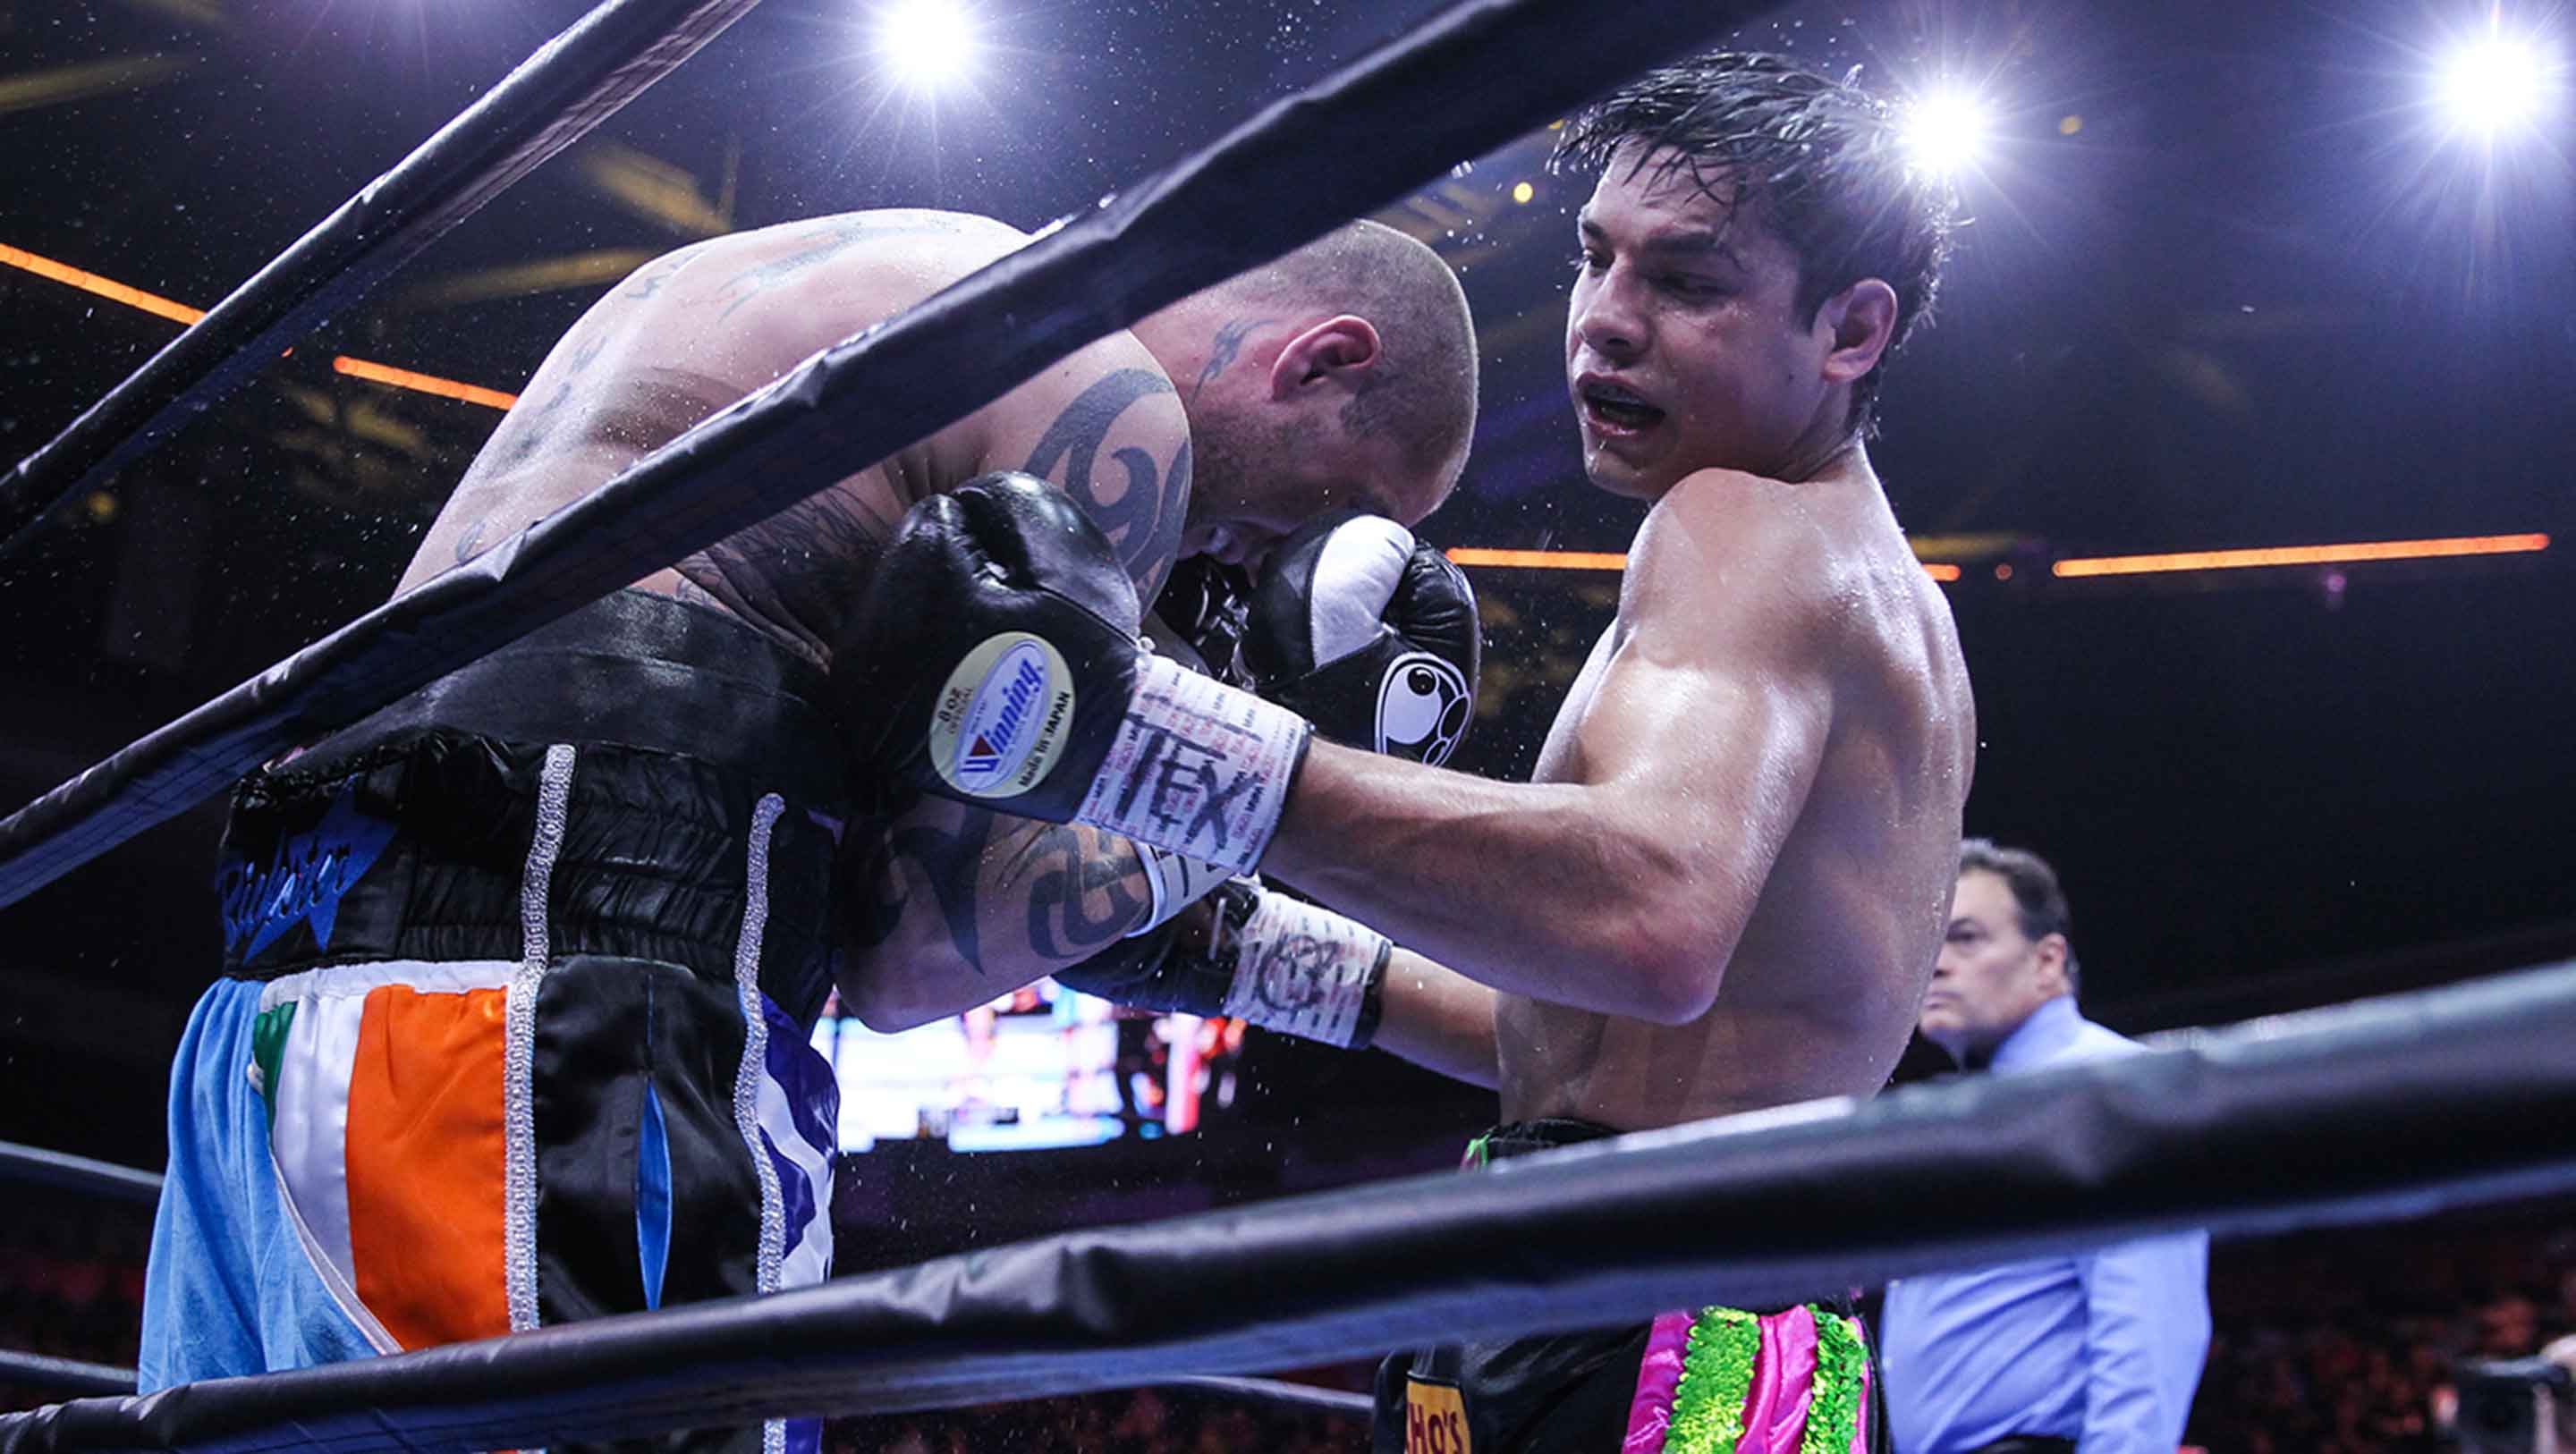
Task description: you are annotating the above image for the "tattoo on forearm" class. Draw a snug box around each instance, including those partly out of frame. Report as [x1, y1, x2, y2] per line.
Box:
[842, 809, 997, 972]
[1007, 825, 1147, 959]
[453, 519, 487, 564]
[1022, 368, 1191, 593]
[1191, 317, 1275, 403]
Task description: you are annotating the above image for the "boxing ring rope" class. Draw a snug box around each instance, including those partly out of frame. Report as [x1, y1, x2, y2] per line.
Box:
[0, 0, 1786, 909]
[6, 959, 2574, 1454]
[0, 1143, 161, 1206]
[0, 1360, 131, 1404]
[0, 0, 767, 554]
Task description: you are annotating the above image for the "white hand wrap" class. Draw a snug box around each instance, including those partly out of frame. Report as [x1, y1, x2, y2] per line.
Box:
[1077, 653, 1310, 875]
[1216, 888, 1391, 1049]
[1125, 841, 1234, 938]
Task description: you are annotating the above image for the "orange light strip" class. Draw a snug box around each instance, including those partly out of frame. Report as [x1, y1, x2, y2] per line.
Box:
[1445, 547, 1631, 571]
[1449, 546, 1967, 583]
[2053, 533, 2550, 579]
[331, 356, 518, 410]
[3, 240, 516, 412]
[0, 241, 204, 325]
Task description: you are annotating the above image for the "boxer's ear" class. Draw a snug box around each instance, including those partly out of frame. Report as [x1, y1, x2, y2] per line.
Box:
[1815, 278, 1897, 387]
[1269, 315, 1383, 396]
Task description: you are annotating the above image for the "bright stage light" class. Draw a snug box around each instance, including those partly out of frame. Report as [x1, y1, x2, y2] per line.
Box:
[1901, 87, 1994, 178]
[2435, 31, 2556, 136]
[876, 0, 977, 89]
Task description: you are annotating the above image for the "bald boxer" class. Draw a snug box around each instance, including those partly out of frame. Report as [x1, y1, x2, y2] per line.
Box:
[141, 207, 1479, 1454]
[847, 52, 1972, 1453]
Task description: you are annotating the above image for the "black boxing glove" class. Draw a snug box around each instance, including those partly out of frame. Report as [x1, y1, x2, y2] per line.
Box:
[1049, 878, 1389, 1049]
[1149, 554, 1255, 687]
[840, 471, 1311, 874]
[1244, 511, 1480, 766]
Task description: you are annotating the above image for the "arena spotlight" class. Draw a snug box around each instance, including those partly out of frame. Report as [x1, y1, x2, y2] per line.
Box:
[2435, 30, 2557, 137]
[875, 0, 977, 89]
[1901, 86, 1995, 178]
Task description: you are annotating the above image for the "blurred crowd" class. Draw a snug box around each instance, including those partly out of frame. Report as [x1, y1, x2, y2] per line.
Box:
[2184, 1212, 2576, 1453]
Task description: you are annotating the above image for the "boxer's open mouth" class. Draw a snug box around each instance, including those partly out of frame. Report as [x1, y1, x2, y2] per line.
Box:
[1579, 379, 1665, 434]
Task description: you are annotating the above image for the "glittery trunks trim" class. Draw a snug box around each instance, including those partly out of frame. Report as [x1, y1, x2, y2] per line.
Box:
[1077, 653, 1308, 875]
[1663, 1306, 1760, 1452]
[503, 743, 576, 1339]
[1626, 1304, 1868, 1454]
[730, 792, 789, 1454]
[1802, 1312, 1867, 1454]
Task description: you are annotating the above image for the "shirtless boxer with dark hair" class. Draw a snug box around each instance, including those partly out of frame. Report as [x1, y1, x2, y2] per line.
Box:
[140, 208, 1480, 1454]
[848, 52, 1973, 1453]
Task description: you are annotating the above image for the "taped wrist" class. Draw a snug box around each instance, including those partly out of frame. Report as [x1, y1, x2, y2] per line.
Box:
[1214, 885, 1390, 1050]
[1127, 841, 1234, 938]
[1076, 653, 1310, 875]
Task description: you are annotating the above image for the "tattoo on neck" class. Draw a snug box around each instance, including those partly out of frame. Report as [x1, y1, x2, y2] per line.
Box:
[1191, 317, 1276, 403]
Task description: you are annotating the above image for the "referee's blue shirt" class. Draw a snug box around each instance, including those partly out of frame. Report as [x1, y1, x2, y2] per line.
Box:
[1879, 996, 2212, 1454]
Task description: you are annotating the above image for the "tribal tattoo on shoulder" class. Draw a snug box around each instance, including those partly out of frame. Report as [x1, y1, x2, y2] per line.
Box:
[1021, 368, 1191, 596]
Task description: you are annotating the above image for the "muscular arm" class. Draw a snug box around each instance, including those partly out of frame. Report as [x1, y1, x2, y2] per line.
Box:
[1372, 948, 1502, 1088]
[832, 342, 1194, 1025]
[1263, 476, 1839, 1024]
[834, 802, 1158, 1030]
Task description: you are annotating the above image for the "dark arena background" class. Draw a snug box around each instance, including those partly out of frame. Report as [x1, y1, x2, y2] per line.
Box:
[4, 0, 2575, 1449]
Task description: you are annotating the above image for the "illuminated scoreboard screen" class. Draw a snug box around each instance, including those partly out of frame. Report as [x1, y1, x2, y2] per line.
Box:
[808, 980, 1248, 1154]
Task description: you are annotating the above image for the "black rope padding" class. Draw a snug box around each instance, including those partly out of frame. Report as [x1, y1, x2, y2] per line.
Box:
[0, 1357, 131, 1401]
[0, 1142, 162, 1205]
[0, 0, 1784, 909]
[0, 0, 766, 553]
[8, 960, 2576, 1454]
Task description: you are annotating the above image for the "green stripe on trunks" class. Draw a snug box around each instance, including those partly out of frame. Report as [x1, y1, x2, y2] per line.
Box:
[1666, 1306, 1759, 1452]
[250, 1001, 296, 1137]
[1803, 1308, 1867, 1454]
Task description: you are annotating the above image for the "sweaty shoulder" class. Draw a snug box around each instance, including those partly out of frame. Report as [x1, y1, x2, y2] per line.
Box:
[1616, 468, 1853, 664]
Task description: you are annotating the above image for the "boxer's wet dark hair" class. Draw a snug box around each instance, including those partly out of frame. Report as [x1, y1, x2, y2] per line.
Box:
[1958, 838, 2080, 993]
[1555, 51, 1955, 438]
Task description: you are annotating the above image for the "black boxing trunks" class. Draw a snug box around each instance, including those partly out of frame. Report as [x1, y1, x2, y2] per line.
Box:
[140, 590, 845, 1454]
[1371, 1119, 1884, 1454]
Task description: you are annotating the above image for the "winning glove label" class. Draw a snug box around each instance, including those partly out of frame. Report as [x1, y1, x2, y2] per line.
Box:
[933, 633, 1077, 799]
